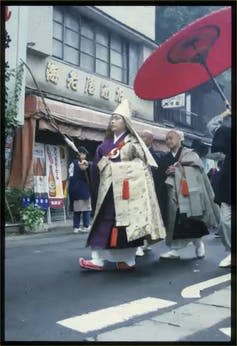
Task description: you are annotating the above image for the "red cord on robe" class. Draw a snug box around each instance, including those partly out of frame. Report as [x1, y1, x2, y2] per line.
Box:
[110, 227, 118, 247]
[180, 178, 189, 197]
[122, 179, 129, 199]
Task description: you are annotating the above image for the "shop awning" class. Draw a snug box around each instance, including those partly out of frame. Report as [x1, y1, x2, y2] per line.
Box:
[9, 95, 183, 189]
[25, 95, 183, 144]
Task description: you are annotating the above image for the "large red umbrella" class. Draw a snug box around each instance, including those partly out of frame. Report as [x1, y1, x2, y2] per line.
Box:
[134, 7, 231, 106]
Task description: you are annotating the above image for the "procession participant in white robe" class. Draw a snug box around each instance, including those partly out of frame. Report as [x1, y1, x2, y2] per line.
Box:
[79, 100, 166, 271]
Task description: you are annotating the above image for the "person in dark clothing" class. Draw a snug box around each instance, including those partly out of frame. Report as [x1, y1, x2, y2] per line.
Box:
[191, 138, 211, 174]
[207, 160, 223, 205]
[135, 129, 166, 256]
[140, 130, 167, 224]
[191, 139, 209, 159]
[68, 146, 91, 233]
[140, 130, 166, 201]
[207, 107, 232, 268]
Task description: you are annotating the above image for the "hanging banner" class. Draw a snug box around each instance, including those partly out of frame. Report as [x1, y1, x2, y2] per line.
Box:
[33, 143, 48, 209]
[45, 144, 64, 208]
[59, 145, 68, 198]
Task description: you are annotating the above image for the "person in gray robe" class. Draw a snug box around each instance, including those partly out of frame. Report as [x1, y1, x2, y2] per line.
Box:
[158, 130, 220, 259]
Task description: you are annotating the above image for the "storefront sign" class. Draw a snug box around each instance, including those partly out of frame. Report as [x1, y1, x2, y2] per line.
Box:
[22, 197, 32, 208]
[45, 144, 64, 208]
[33, 142, 48, 202]
[46, 62, 59, 84]
[84, 76, 96, 95]
[59, 145, 68, 198]
[100, 83, 110, 100]
[45, 61, 124, 103]
[34, 197, 49, 210]
[161, 93, 185, 109]
[66, 71, 79, 91]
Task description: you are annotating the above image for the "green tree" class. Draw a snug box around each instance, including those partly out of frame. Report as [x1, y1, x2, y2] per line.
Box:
[156, 6, 225, 44]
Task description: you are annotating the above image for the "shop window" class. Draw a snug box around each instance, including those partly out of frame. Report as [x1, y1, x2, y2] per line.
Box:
[54, 6, 63, 23]
[96, 60, 108, 76]
[53, 6, 136, 85]
[64, 46, 79, 65]
[96, 28, 109, 46]
[65, 29, 78, 47]
[53, 40, 63, 59]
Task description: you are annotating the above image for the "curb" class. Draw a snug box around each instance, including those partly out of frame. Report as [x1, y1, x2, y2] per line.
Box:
[5, 224, 73, 238]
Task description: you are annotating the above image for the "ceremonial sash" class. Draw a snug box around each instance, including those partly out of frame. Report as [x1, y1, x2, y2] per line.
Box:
[107, 140, 126, 159]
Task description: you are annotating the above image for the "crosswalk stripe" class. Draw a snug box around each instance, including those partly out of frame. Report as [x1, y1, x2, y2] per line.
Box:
[219, 327, 231, 337]
[95, 287, 231, 341]
[181, 274, 231, 298]
[57, 297, 176, 333]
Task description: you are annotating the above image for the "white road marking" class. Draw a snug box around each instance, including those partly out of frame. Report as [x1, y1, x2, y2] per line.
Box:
[96, 287, 231, 341]
[219, 327, 231, 337]
[181, 274, 231, 298]
[57, 297, 176, 333]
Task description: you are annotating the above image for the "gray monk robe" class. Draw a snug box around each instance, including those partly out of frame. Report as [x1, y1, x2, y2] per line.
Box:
[164, 148, 220, 247]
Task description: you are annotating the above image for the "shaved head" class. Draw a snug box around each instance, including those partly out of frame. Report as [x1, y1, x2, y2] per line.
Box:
[166, 131, 181, 151]
[141, 129, 154, 147]
[166, 130, 181, 140]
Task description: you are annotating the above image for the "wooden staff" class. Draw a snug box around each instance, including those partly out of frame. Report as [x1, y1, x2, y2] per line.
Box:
[20, 59, 79, 154]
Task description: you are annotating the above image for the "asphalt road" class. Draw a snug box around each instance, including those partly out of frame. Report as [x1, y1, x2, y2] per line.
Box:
[4, 230, 233, 342]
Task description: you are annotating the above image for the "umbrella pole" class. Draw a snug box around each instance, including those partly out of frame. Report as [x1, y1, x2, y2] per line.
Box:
[200, 59, 230, 109]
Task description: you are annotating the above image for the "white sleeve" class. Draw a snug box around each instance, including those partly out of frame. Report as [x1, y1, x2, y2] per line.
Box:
[207, 115, 223, 136]
[68, 163, 74, 178]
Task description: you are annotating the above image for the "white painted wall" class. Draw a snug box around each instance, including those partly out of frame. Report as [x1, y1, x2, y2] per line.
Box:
[95, 6, 155, 40]
[27, 6, 53, 56]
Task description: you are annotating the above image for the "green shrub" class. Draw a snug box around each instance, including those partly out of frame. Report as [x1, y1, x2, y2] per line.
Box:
[20, 204, 45, 231]
[5, 188, 33, 223]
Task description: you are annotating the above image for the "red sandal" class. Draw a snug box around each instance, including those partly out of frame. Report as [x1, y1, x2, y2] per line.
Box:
[79, 258, 104, 271]
[116, 262, 136, 271]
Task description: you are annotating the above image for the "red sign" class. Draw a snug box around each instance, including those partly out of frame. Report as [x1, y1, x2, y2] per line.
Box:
[49, 199, 64, 209]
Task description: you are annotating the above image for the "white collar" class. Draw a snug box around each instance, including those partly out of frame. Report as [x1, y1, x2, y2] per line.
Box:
[113, 131, 126, 144]
[171, 150, 178, 157]
[171, 146, 181, 157]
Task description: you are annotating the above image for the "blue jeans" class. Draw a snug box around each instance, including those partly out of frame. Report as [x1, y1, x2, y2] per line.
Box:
[73, 211, 90, 228]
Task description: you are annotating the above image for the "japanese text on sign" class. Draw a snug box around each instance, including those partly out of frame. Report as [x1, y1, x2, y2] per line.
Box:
[46, 62, 59, 84]
[45, 61, 124, 103]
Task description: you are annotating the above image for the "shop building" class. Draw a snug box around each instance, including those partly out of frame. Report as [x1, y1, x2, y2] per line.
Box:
[8, 5, 178, 222]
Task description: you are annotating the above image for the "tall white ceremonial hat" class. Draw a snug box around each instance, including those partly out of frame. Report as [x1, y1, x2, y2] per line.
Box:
[113, 99, 131, 118]
[112, 99, 157, 168]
